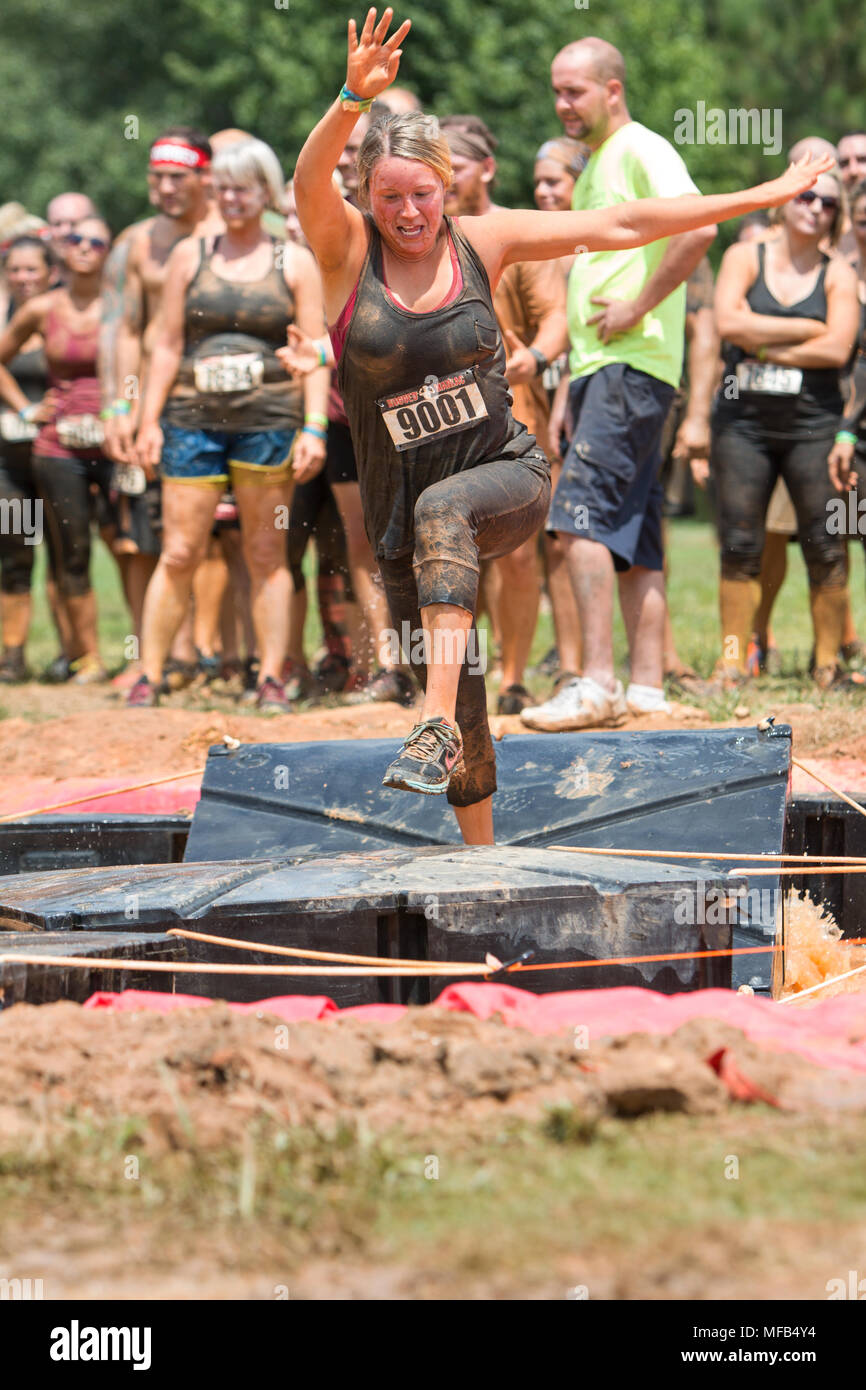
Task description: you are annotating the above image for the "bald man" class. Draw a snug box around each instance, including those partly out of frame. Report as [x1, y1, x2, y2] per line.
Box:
[374, 86, 421, 116]
[46, 192, 98, 272]
[523, 37, 716, 732]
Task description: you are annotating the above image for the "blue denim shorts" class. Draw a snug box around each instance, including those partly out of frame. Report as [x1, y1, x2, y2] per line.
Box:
[548, 364, 676, 572]
[160, 424, 296, 486]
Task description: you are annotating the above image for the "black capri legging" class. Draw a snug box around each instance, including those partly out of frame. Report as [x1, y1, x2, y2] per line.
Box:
[713, 422, 847, 590]
[31, 453, 115, 598]
[377, 449, 550, 808]
[0, 449, 52, 594]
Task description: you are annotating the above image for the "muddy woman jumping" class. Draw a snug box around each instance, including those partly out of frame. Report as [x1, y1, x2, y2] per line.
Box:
[294, 6, 833, 845]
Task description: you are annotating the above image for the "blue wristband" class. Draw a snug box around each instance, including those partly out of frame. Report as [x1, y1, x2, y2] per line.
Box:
[339, 85, 374, 113]
[302, 424, 328, 442]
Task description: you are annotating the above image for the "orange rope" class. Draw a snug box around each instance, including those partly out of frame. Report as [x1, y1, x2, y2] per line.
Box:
[550, 845, 866, 865]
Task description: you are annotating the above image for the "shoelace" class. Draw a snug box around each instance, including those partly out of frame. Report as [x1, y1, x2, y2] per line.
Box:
[404, 720, 456, 762]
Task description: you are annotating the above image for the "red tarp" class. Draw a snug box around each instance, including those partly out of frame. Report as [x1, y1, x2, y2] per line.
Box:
[0, 777, 201, 817]
[82, 983, 866, 1075]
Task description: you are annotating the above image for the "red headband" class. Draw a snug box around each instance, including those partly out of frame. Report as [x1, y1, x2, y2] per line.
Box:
[149, 140, 210, 171]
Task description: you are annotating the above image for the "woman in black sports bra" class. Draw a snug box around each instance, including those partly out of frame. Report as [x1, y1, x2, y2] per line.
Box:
[711, 170, 860, 690]
[294, 6, 836, 844]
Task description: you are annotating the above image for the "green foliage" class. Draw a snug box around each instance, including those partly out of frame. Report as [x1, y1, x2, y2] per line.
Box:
[0, 1, 862, 239]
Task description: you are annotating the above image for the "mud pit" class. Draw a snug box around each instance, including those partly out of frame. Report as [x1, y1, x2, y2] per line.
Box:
[3, 998, 866, 1153]
[3, 999, 866, 1301]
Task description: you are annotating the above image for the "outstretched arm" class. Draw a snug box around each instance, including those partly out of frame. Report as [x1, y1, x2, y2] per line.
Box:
[464, 154, 836, 279]
[295, 7, 410, 278]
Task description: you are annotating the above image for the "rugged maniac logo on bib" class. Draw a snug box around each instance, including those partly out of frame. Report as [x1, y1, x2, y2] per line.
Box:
[736, 361, 804, 395]
[193, 351, 265, 394]
[377, 368, 489, 453]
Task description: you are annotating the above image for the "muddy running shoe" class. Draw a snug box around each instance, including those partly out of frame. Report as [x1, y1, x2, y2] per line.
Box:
[70, 654, 108, 685]
[159, 658, 198, 693]
[255, 676, 290, 712]
[126, 674, 158, 707]
[346, 668, 416, 707]
[497, 683, 533, 715]
[382, 716, 464, 795]
[521, 676, 626, 731]
[0, 646, 28, 684]
[313, 651, 351, 695]
[282, 659, 315, 702]
[813, 663, 866, 692]
[43, 652, 71, 683]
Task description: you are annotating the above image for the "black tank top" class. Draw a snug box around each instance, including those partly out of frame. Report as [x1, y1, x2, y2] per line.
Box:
[0, 343, 48, 466]
[337, 217, 541, 561]
[163, 235, 303, 432]
[717, 242, 841, 434]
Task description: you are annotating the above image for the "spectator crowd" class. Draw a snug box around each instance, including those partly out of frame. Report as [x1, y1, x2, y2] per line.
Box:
[2, 34, 865, 730]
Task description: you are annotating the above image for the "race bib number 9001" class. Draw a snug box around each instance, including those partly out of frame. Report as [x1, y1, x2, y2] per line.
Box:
[378, 369, 489, 452]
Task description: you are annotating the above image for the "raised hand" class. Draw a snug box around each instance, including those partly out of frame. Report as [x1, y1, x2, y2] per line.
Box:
[502, 327, 536, 385]
[760, 152, 837, 208]
[277, 325, 329, 379]
[346, 7, 411, 100]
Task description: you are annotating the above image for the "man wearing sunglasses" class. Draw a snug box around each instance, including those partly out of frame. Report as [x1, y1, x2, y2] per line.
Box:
[99, 127, 221, 688]
[45, 192, 98, 278]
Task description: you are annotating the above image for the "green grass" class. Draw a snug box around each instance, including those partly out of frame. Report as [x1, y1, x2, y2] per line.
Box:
[2, 1107, 865, 1294]
[20, 504, 866, 691]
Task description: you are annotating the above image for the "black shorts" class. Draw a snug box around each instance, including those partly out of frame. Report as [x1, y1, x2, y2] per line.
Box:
[325, 420, 358, 485]
[548, 363, 676, 572]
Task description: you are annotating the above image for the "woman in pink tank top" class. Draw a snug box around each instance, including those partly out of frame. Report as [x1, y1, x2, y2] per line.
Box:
[0, 215, 115, 682]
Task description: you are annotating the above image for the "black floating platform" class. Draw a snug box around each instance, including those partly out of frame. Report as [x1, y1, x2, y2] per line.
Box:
[0, 726, 791, 1007]
[0, 931, 187, 1009]
[0, 814, 190, 877]
[0, 845, 742, 1008]
[185, 725, 792, 862]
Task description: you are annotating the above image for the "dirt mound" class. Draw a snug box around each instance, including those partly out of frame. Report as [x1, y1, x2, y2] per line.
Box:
[2, 999, 866, 1155]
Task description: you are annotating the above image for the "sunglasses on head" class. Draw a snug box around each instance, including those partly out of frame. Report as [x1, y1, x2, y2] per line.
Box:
[794, 189, 839, 214]
[64, 232, 109, 251]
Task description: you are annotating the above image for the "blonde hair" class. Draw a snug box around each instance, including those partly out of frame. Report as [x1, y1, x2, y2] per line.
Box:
[356, 113, 452, 209]
[212, 138, 287, 213]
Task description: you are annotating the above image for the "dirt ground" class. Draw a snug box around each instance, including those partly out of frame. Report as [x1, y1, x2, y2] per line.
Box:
[2, 686, 866, 1299]
[0, 679, 864, 782]
[2, 998, 866, 1299]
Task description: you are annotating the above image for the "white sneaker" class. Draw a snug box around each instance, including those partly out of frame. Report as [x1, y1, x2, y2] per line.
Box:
[520, 676, 627, 731]
[625, 682, 671, 715]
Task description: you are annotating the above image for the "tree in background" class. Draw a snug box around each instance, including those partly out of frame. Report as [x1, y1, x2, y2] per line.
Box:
[1, 0, 863, 254]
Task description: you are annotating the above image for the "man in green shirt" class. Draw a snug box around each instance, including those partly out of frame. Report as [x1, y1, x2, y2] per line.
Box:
[522, 36, 716, 732]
